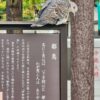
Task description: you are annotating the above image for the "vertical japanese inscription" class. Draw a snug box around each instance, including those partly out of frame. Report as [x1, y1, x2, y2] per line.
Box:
[0, 39, 5, 90]
[6, 39, 10, 100]
[21, 39, 25, 100]
[26, 42, 30, 100]
[11, 42, 15, 100]
[41, 43, 46, 100]
[0, 34, 60, 100]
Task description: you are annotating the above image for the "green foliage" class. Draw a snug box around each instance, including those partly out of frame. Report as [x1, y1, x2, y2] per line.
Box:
[94, 0, 100, 7]
[0, 1, 6, 20]
[0, 0, 46, 21]
[95, 0, 100, 2]
[24, 0, 46, 20]
[23, 0, 46, 20]
[95, 0, 100, 4]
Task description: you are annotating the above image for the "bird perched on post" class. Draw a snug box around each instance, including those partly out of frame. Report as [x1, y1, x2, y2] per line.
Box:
[31, 0, 78, 27]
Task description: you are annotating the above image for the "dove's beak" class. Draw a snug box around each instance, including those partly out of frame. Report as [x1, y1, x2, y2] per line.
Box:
[73, 12, 76, 16]
[71, 11, 76, 16]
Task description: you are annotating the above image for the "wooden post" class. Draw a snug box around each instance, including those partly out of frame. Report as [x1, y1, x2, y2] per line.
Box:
[71, 0, 94, 100]
[6, 0, 22, 34]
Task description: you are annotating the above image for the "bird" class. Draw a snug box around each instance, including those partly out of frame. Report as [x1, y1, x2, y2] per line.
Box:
[31, 0, 78, 27]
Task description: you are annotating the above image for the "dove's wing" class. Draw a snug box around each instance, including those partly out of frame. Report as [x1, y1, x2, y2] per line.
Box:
[54, 1, 70, 25]
[42, 0, 52, 9]
[31, 3, 58, 27]
[42, 0, 58, 9]
[38, 0, 60, 17]
[38, 2, 51, 18]
[31, 0, 72, 27]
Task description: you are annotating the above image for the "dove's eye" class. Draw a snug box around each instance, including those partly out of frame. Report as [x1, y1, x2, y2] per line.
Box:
[73, 6, 75, 9]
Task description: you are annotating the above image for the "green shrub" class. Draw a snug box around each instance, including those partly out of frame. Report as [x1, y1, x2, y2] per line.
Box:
[0, 0, 46, 20]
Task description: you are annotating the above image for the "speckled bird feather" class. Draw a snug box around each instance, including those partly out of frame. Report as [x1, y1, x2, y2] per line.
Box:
[31, 0, 78, 27]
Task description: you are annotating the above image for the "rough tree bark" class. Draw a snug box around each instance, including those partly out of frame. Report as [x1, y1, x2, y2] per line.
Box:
[71, 0, 94, 100]
[6, 0, 22, 34]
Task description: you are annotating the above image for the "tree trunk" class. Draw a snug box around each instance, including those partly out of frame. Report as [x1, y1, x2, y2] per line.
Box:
[6, 0, 22, 34]
[71, 0, 94, 100]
